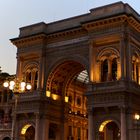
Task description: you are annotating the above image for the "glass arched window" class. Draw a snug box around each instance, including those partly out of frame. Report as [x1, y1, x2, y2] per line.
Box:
[101, 59, 108, 82]
[112, 58, 117, 81]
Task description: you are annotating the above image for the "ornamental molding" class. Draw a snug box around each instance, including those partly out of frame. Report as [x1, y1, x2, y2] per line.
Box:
[83, 15, 140, 33]
[11, 33, 47, 46]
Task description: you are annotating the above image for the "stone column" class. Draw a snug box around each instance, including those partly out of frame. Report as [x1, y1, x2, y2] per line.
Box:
[89, 41, 94, 82]
[35, 113, 40, 140]
[42, 118, 49, 140]
[16, 56, 23, 79]
[107, 59, 112, 81]
[38, 48, 46, 91]
[121, 107, 126, 140]
[88, 108, 94, 140]
[120, 37, 126, 80]
[73, 124, 77, 140]
[134, 63, 136, 82]
[4, 108, 9, 124]
[11, 95, 18, 140]
[117, 59, 121, 80]
[138, 62, 140, 85]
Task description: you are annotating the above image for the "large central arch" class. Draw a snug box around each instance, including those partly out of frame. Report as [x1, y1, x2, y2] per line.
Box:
[46, 60, 89, 96]
[46, 59, 89, 139]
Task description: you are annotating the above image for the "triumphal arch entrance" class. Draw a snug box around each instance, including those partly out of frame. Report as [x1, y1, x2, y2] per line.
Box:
[10, 2, 140, 140]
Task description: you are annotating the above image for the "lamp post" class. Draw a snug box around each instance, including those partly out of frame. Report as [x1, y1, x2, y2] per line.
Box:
[3, 79, 32, 140]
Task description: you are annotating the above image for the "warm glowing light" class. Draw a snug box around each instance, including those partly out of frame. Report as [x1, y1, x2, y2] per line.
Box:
[21, 124, 32, 135]
[20, 82, 26, 88]
[84, 114, 86, 117]
[10, 81, 15, 86]
[99, 120, 112, 132]
[134, 114, 140, 120]
[26, 84, 32, 90]
[52, 94, 58, 100]
[3, 82, 9, 88]
[65, 96, 69, 103]
[46, 90, 51, 97]
[9, 85, 14, 90]
[69, 110, 72, 114]
[3, 79, 32, 93]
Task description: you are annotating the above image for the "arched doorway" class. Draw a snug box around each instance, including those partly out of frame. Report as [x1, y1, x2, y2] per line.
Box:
[3, 137, 11, 140]
[46, 60, 89, 139]
[21, 124, 35, 140]
[99, 120, 120, 140]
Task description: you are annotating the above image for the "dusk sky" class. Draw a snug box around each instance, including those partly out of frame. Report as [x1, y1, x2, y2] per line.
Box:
[0, 0, 139, 74]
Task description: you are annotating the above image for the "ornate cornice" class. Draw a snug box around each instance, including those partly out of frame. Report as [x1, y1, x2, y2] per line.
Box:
[46, 27, 87, 44]
[11, 14, 140, 47]
[83, 15, 127, 31]
[11, 33, 47, 47]
[83, 15, 140, 33]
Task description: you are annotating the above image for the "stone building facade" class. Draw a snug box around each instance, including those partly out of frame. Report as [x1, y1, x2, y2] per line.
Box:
[1, 1, 140, 140]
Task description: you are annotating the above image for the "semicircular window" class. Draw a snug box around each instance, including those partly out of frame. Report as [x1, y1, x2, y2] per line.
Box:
[76, 70, 89, 84]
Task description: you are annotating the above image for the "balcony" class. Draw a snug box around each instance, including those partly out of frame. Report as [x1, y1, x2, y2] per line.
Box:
[87, 80, 140, 94]
[86, 80, 140, 107]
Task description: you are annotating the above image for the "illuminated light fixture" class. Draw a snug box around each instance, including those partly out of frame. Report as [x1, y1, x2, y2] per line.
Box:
[65, 96, 69, 103]
[21, 81, 26, 88]
[21, 124, 32, 135]
[3, 81, 9, 88]
[10, 81, 15, 86]
[69, 110, 72, 114]
[52, 94, 58, 100]
[134, 114, 140, 120]
[3, 79, 32, 94]
[26, 84, 32, 90]
[46, 90, 51, 97]
[99, 120, 112, 132]
[9, 85, 14, 90]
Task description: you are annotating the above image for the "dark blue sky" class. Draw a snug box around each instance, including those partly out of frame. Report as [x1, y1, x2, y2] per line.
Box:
[0, 0, 139, 74]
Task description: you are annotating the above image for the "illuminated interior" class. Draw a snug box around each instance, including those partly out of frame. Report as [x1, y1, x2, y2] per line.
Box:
[21, 124, 32, 135]
[99, 120, 120, 140]
[99, 120, 112, 132]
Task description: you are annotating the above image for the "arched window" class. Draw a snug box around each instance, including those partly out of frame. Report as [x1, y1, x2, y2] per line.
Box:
[25, 69, 38, 90]
[132, 54, 139, 84]
[112, 58, 117, 81]
[101, 59, 108, 82]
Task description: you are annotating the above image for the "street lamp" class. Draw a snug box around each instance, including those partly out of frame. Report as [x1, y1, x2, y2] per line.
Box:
[3, 79, 32, 140]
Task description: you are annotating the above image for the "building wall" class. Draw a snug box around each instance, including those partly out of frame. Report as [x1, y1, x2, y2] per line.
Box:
[0, 1, 140, 140]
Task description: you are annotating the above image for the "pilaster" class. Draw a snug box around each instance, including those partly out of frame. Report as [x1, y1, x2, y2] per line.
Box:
[88, 108, 94, 140]
[121, 107, 127, 140]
